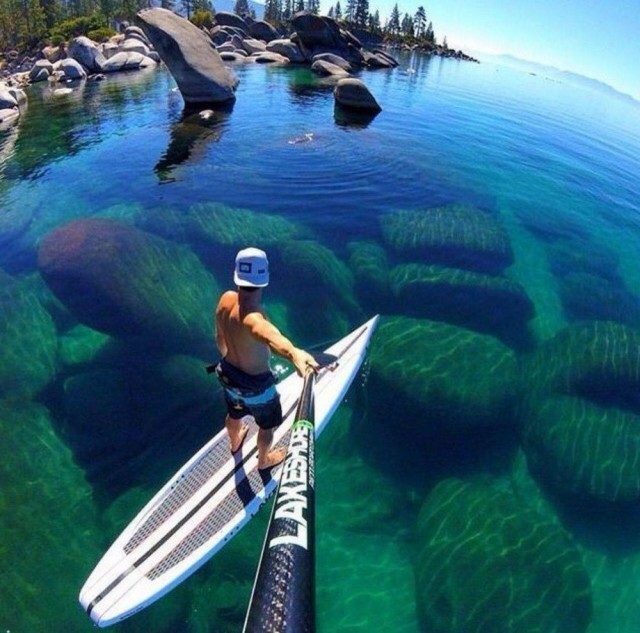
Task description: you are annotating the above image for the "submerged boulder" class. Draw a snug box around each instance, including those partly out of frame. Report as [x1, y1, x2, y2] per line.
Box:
[523, 321, 640, 412]
[0, 278, 58, 399]
[369, 316, 518, 438]
[523, 396, 640, 503]
[37, 218, 218, 350]
[0, 401, 102, 632]
[381, 204, 514, 274]
[415, 478, 593, 633]
[347, 240, 390, 311]
[136, 8, 238, 105]
[390, 263, 534, 348]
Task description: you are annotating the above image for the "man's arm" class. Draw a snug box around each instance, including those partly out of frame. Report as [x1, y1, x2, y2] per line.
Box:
[215, 297, 230, 357]
[245, 312, 319, 376]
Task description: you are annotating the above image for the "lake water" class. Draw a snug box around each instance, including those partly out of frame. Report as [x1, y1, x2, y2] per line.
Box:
[1, 52, 640, 633]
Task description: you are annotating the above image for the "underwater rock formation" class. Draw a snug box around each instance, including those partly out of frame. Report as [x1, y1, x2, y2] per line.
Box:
[137, 202, 301, 252]
[390, 263, 534, 348]
[347, 240, 391, 312]
[62, 354, 222, 495]
[523, 396, 640, 504]
[522, 321, 640, 413]
[37, 218, 218, 352]
[0, 400, 102, 631]
[380, 204, 514, 274]
[278, 240, 359, 314]
[369, 316, 518, 438]
[415, 478, 593, 633]
[0, 277, 58, 399]
[559, 272, 640, 328]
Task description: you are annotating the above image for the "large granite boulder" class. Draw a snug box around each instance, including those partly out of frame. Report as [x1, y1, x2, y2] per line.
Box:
[136, 8, 238, 105]
[249, 20, 280, 42]
[291, 11, 364, 64]
[369, 316, 518, 439]
[29, 59, 54, 82]
[523, 396, 640, 503]
[311, 59, 350, 77]
[334, 77, 381, 111]
[241, 38, 267, 54]
[381, 203, 514, 274]
[390, 263, 535, 349]
[312, 52, 352, 71]
[266, 39, 305, 63]
[101, 51, 155, 73]
[37, 219, 218, 350]
[415, 478, 593, 633]
[214, 11, 249, 33]
[59, 58, 87, 80]
[68, 36, 106, 73]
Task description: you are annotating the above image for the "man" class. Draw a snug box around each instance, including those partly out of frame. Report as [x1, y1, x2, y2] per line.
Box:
[215, 247, 319, 470]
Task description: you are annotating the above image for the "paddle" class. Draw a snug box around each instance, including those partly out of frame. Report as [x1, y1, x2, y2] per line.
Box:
[242, 369, 317, 633]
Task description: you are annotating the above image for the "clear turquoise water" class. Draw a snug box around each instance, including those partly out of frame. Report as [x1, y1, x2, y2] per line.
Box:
[1, 54, 640, 632]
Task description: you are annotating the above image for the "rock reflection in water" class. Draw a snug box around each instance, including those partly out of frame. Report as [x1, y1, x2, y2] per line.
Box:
[155, 106, 232, 182]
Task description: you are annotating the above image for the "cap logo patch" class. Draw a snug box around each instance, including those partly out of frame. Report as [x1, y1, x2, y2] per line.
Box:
[239, 262, 252, 273]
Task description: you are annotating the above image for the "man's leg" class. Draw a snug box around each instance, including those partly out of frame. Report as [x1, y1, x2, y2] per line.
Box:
[225, 415, 248, 453]
[257, 428, 286, 470]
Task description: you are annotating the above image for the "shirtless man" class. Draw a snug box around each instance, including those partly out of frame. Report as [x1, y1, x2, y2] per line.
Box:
[215, 247, 319, 470]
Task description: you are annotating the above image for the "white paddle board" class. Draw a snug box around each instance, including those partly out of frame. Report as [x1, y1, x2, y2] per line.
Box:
[79, 315, 379, 627]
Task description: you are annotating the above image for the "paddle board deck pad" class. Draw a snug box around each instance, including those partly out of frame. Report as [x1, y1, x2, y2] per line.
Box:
[79, 315, 379, 627]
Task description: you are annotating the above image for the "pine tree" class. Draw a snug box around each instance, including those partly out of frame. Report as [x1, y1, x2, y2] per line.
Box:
[306, 0, 319, 14]
[327, 4, 333, 17]
[414, 6, 425, 39]
[344, 0, 356, 22]
[401, 12, 413, 36]
[354, 0, 368, 27]
[234, 0, 250, 17]
[334, 0, 341, 19]
[425, 20, 434, 43]
[387, 2, 400, 34]
[443, 36, 448, 48]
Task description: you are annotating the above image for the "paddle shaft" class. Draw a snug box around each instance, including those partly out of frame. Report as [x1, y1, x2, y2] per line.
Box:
[242, 371, 316, 633]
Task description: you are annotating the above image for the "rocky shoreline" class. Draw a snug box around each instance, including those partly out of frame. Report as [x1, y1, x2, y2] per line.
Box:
[0, 9, 478, 126]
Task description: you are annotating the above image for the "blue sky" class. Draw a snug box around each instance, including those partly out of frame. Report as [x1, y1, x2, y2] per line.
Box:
[358, 0, 640, 100]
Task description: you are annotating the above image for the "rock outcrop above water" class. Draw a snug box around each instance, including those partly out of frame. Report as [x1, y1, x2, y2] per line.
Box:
[37, 218, 218, 350]
[137, 7, 239, 106]
[334, 77, 381, 111]
[415, 478, 593, 633]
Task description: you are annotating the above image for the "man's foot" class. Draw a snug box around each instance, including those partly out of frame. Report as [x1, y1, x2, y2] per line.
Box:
[230, 424, 249, 454]
[258, 447, 286, 471]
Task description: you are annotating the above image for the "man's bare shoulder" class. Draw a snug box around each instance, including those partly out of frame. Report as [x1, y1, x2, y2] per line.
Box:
[217, 290, 238, 312]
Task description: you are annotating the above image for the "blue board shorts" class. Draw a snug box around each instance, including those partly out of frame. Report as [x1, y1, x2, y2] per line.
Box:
[215, 358, 283, 430]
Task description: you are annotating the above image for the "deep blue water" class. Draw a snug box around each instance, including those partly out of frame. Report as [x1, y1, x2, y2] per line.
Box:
[1, 53, 640, 633]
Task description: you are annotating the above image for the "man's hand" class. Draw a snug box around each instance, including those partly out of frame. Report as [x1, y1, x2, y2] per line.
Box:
[292, 348, 320, 377]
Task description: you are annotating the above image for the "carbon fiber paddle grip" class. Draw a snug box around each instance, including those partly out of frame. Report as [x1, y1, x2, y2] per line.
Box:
[243, 373, 316, 633]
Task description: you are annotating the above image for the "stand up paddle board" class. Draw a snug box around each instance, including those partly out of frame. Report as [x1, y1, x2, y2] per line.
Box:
[79, 315, 379, 627]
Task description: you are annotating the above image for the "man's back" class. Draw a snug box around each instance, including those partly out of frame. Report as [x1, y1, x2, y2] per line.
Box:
[216, 290, 271, 375]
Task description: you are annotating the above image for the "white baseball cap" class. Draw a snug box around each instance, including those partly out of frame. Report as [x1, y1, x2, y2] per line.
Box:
[234, 247, 269, 288]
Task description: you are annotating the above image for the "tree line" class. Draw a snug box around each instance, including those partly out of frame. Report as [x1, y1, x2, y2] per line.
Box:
[0, 0, 441, 54]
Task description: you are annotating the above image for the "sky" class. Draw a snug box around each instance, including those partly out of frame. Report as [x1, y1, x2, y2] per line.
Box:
[361, 0, 640, 100]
